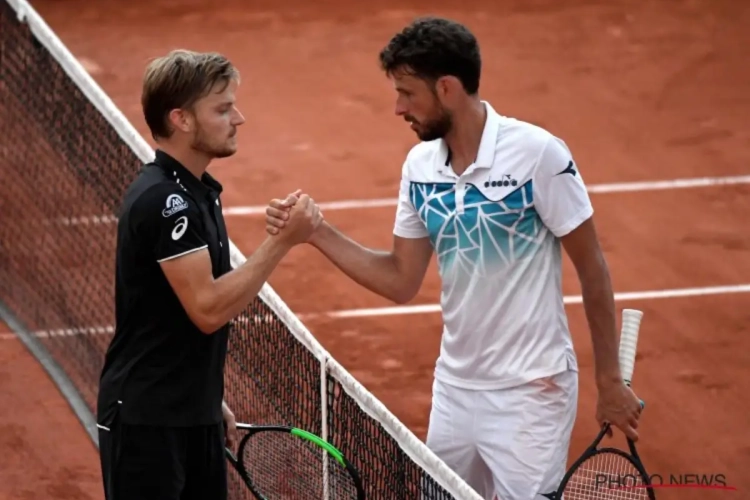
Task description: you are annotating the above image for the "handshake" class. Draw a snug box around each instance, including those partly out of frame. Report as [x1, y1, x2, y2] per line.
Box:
[264, 189, 324, 246]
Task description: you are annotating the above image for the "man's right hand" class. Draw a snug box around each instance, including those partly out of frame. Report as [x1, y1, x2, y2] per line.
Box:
[270, 192, 322, 246]
[266, 189, 434, 304]
[265, 191, 296, 236]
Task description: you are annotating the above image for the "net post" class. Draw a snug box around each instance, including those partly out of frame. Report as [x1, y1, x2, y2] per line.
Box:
[320, 354, 330, 500]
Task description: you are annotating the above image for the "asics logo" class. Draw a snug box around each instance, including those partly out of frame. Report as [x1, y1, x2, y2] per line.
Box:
[172, 216, 188, 240]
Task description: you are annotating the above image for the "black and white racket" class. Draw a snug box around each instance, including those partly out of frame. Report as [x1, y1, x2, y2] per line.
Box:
[225, 423, 365, 499]
[544, 309, 656, 500]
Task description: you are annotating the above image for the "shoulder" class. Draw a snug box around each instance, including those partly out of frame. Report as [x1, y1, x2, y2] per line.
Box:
[496, 116, 559, 159]
[131, 181, 196, 215]
[491, 116, 576, 180]
[401, 140, 444, 180]
[126, 176, 201, 231]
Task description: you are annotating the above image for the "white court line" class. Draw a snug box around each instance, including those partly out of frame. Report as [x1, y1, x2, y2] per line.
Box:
[0, 316, 275, 341]
[4, 284, 748, 338]
[38, 174, 750, 225]
[223, 174, 750, 216]
[0, 325, 113, 341]
[306, 283, 750, 319]
[41, 215, 118, 226]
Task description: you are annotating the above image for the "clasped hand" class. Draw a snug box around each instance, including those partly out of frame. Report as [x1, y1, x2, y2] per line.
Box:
[265, 189, 323, 245]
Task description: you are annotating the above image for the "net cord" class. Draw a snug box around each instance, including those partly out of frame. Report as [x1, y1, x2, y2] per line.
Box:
[3, 0, 483, 497]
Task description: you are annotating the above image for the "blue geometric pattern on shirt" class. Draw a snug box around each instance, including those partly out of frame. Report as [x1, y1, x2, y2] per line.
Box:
[409, 180, 542, 275]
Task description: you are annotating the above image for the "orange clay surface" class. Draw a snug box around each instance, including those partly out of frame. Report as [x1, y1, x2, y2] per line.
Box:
[1, 0, 750, 499]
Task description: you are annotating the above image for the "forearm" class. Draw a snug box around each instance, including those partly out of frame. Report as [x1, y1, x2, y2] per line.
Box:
[310, 222, 412, 303]
[202, 236, 291, 331]
[579, 259, 622, 386]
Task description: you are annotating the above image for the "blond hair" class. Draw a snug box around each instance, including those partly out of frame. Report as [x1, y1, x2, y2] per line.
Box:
[141, 50, 239, 139]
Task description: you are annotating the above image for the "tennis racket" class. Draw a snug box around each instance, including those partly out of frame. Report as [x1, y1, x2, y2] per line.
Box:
[543, 308, 655, 500]
[225, 423, 366, 500]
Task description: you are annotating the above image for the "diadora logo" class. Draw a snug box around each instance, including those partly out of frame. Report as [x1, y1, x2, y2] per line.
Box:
[484, 174, 518, 188]
[162, 194, 189, 218]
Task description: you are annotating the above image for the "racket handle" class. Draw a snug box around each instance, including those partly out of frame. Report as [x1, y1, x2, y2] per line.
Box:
[619, 309, 643, 385]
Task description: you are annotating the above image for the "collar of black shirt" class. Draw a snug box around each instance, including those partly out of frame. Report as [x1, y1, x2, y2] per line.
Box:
[153, 149, 223, 201]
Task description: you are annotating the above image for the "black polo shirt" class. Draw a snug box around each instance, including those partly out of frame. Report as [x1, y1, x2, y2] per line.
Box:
[97, 149, 232, 428]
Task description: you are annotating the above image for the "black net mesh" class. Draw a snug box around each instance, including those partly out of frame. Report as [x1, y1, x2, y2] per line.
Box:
[327, 375, 455, 499]
[224, 308, 322, 499]
[0, 2, 468, 499]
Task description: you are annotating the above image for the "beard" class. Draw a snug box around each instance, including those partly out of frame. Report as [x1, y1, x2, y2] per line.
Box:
[190, 124, 237, 159]
[407, 107, 453, 142]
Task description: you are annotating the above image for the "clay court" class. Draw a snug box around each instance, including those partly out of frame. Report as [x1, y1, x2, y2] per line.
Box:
[1, 0, 749, 498]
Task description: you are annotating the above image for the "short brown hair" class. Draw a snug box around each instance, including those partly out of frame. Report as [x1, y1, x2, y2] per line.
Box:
[141, 50, 240, 140]
[379, 17, 481, 95]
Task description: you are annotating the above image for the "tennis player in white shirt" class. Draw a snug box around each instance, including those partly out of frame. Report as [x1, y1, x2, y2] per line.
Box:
[265, 16, 642, 500]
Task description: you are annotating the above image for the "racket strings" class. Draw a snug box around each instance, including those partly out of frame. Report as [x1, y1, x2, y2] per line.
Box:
[563, 452, 650, 500]
[241, 432, 359, 499]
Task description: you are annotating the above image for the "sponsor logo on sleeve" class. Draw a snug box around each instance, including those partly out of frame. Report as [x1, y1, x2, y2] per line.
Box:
[555, 160, 577, 177]
[171, 216, 188, 240]
[162, 194, 189, 217]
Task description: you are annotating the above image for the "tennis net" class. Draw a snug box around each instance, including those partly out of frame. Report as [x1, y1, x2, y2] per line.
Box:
[0, 0, 482, 498]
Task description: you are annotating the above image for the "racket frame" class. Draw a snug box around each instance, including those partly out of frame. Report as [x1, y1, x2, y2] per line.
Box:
[544, 309, 655, 500]
[225, 423, 366, 500]
[546, 422, 655, 499]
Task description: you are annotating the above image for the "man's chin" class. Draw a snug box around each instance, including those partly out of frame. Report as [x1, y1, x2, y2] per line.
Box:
[210, 146, 237, 159]
[409, 123, 443, 142]
[416, 130, 442, 142]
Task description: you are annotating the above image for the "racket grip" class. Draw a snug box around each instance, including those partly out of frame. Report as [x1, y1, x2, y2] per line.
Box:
[619, 309, 643, 385]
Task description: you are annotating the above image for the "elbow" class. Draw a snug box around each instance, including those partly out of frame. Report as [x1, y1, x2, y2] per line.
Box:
[391, 292, 414, 305]
[387, 267, 423, 304]
[195, 309, 230, 335]
[579, 264, 613, 298]
[190, 298, 225, 335]
[578, 252, 611, 285]
[194, 317, 222, 335]
[390, 285, 419, 305]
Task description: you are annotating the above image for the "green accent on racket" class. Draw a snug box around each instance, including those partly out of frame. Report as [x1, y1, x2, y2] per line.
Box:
[290, 427, 346, 467]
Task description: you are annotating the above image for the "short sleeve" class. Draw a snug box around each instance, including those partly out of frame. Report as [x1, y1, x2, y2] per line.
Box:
[532, 136, 594, 237]
[393, 160, 429, 239]
[132, 185, 209, 262]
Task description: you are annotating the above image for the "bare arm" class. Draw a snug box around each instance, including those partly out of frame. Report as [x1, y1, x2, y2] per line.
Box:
[307, 221, 433, 304]
[152, 191, 320, 334]
[533, 135, 641, 439]
[159, 236, 292, 334]
[266, 160, 433, 304]
[562, 216, 643, 439]
[560, 217, 622, 386]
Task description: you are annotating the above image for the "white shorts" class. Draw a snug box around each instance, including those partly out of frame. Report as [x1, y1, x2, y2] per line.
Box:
[425, 370, 578, 500]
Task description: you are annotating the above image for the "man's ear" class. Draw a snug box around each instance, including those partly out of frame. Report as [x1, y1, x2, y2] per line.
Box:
[434, 75, 464, 102]
[168, 108, 193, 134]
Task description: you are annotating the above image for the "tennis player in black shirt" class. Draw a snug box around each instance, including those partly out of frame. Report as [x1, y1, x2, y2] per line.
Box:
[96, 49, 322, 500]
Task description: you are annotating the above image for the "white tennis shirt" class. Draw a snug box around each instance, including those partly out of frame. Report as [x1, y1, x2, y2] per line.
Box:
[393, 101, 592, 390]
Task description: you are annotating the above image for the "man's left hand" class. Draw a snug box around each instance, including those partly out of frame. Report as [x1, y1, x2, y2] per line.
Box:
[222, 401, 238, 450]
[596, 380, 643, 441]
